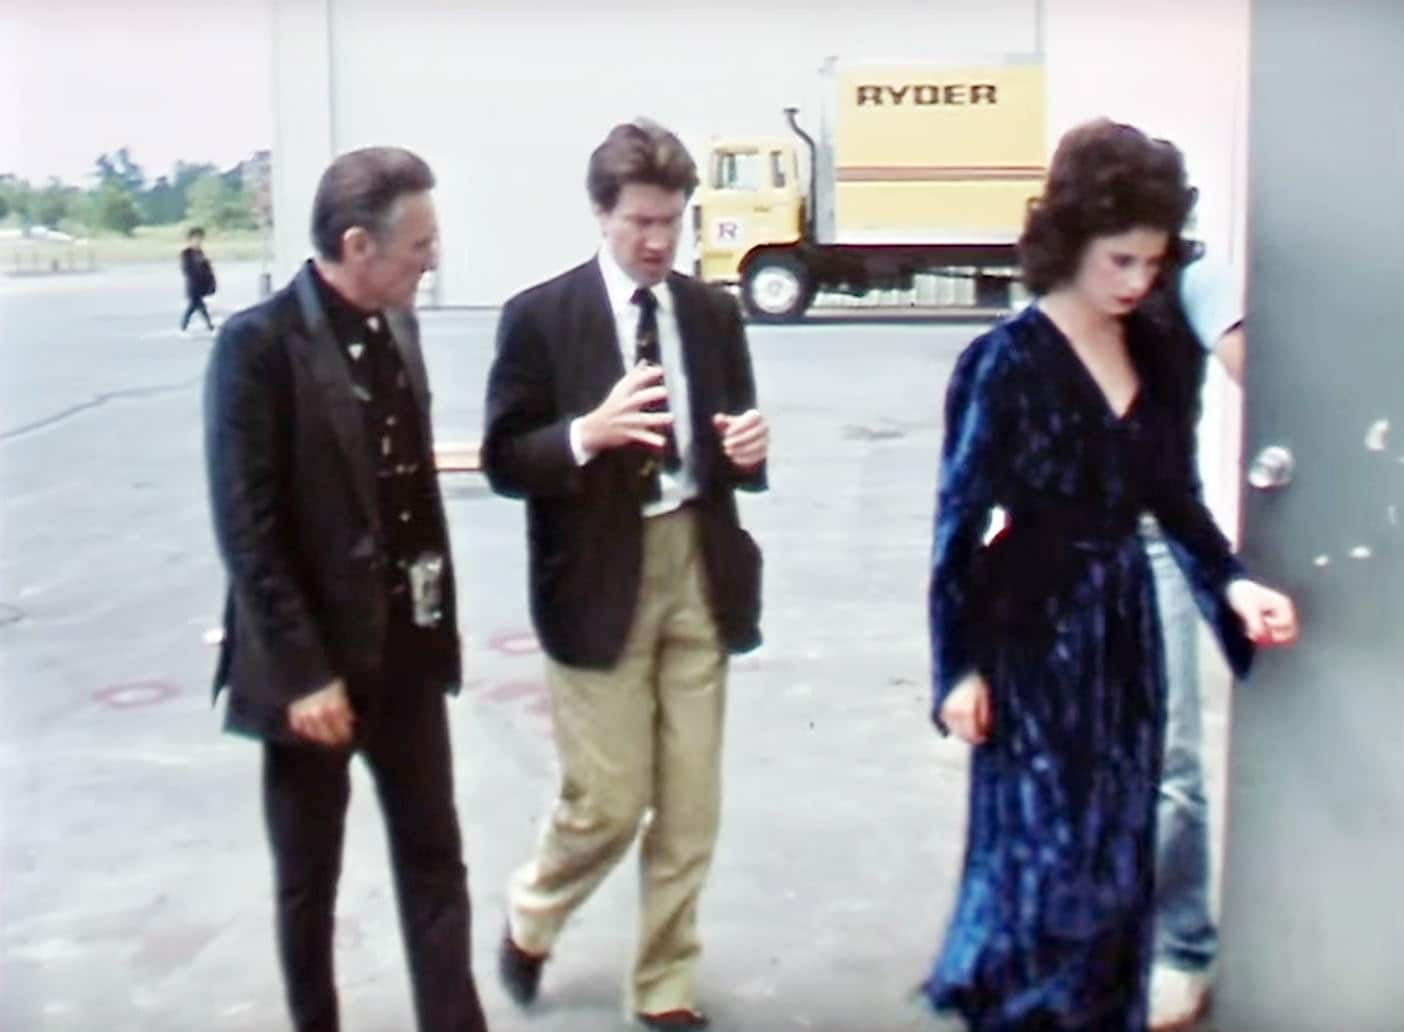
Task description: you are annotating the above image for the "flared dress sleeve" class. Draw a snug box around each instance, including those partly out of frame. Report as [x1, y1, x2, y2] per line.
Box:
[929, 330, 1014, 730]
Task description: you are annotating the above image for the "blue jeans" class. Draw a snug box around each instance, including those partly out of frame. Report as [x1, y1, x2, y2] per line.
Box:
[1146, 532, 1218, 973]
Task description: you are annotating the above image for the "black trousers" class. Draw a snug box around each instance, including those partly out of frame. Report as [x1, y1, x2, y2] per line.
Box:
[261, 648, 486, 1032]
[181, 293, 213, 330]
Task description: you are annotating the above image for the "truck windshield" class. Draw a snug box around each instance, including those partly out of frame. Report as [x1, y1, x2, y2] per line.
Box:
[713, 152, 765, 191]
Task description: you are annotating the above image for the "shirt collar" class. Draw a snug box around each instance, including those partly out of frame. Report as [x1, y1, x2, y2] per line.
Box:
[596, 244, 674, 316]
[309, 259, 384, 337]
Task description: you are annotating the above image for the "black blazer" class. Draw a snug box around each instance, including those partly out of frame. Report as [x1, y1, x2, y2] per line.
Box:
[483, 259, 766, 669]
[204, 263, 460, 740]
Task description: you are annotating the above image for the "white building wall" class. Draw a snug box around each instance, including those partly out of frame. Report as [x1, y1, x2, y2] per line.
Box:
[269, 0, 1249, 527]
[270, 0, 1248, 307]
[269, 1, 335, 292]
[1044, 0, 1250, 534]
[271, 0, 1040, 300]
[1046, 0, 1250, 279]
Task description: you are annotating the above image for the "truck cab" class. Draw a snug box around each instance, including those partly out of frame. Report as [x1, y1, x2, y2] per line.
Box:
[692, 60, 1045, 322]
[694, 138, 807, 314]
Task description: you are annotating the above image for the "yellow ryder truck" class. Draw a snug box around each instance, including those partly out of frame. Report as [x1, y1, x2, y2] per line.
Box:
[695, 57, 1046, 320]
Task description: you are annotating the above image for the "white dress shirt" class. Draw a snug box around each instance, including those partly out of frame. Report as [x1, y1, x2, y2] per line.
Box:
[569, 245, 699, 517]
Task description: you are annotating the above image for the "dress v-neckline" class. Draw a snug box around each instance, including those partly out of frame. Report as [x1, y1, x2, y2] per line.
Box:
[1031, 305, 1142, 423]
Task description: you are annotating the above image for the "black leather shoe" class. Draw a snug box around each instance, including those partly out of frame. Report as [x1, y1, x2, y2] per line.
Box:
[497, 925, 545, 1007]
[636, 1009, 711, 1030]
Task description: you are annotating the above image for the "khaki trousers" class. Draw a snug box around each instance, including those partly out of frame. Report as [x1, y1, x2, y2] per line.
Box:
[507, 507, 728, 1014]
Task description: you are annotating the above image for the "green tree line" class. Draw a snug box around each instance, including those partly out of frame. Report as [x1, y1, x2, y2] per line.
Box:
[0, 147, 267, 236]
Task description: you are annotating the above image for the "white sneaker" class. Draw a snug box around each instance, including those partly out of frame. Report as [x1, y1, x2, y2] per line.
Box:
[1149, 964, 1211, 1031]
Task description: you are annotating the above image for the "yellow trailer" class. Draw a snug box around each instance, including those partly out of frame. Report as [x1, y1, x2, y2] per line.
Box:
[695, 57, 1046, 320]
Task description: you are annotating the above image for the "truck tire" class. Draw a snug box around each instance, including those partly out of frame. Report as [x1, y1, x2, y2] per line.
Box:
[741, 252, 814, 322]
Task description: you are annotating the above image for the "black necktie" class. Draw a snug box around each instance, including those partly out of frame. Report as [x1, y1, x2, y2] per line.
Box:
[632, 287, 680, 497]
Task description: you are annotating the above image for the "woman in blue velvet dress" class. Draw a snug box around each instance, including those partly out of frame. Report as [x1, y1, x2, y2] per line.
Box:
[920, 121, 1298, 1031]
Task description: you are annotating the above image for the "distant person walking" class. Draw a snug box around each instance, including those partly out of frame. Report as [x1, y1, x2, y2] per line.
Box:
[180, 227, 217, 334]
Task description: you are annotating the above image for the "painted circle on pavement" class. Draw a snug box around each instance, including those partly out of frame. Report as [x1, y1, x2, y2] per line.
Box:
[94, 681, 181, 709]
[486, 630, 540, 657]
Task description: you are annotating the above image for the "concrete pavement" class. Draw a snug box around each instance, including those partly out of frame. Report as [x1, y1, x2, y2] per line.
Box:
[0, 263, 1232, 1031]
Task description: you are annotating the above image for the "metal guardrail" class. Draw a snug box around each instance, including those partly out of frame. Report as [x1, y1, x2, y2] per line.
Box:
[721, 266, 1026, 317]
[3, 239, 98, 276]
[812, 267, 1026, 311]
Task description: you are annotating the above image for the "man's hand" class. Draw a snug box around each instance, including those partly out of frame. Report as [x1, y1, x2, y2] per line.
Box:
[712, 409, 769, 470]
[940, 672, 992, 745]
[577, 364, 673, 455]
[288, 678, 355, 747]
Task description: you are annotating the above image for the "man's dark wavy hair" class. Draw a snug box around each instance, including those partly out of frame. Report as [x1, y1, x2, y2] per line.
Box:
[1019, 119, 1197, 294]
[586, 119, 699, 213]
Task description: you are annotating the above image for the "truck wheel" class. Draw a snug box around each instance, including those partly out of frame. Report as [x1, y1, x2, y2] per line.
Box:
[742, 253, 814, 321]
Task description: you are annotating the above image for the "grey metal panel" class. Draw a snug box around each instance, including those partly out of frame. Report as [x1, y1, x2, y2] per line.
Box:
[1216, 1, 1404, 1028]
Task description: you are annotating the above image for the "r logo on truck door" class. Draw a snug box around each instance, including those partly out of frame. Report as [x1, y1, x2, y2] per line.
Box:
[713, 219, 743, 245]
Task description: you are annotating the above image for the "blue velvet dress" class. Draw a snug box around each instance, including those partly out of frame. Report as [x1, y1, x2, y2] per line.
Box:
[922, 305, 1253, 1031]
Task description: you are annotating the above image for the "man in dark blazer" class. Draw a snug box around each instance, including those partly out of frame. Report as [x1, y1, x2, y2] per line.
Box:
[484, 120, 769, 1031]
[204, 147, 487, 1032]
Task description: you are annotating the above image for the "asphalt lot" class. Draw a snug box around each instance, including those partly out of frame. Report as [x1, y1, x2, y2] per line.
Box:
[0, 262, 1231, 1031]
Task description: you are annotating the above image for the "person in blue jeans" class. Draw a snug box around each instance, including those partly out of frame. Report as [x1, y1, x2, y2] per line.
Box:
[1145, 249, 1245, 1032]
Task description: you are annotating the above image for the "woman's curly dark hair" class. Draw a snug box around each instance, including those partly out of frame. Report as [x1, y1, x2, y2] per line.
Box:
[1018, 119, 1198, 294]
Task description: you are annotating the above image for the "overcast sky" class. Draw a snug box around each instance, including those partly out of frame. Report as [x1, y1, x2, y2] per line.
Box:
[0, 0, 273, 186]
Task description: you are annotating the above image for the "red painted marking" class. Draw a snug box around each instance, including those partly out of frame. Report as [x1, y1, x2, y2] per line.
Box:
[486, 630, 541, 657]
[94, 681, 181, 709]
[487, 680, 545, 703]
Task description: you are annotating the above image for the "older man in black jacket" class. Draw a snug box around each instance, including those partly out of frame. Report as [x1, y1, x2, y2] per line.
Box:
[204, 147, 487, 1032]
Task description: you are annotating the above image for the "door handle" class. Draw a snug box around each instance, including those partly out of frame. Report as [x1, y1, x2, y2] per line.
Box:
[1247, 445, 1295, 490]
